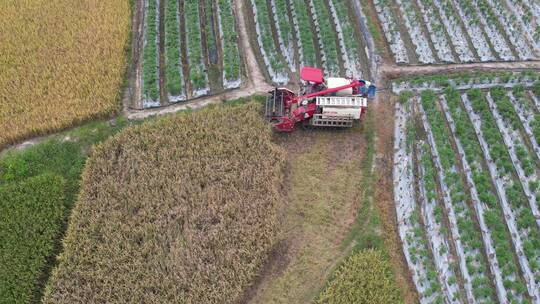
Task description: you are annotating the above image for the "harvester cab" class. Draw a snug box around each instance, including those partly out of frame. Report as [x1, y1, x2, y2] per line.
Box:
[265, 67, 376, 132]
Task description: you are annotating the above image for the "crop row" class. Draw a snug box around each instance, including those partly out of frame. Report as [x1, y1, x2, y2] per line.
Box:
[417, 0, 455, 62]
[394, 102, 444, 303]
[373, 0, 409, 63]
[395, 0, 435, 64]
[309, 0, 341, 76]
[250, 0, 370, 82]
[328, 0, 364, 77]
[142, 0, 161, 105]
[374, 0, 540, 64]
[250, 0, 289, 84]
[396, 82, 540, 302]
[217, 0, 241, 89]
[462, 90, 538, 301]
[270, 0, 296, 72]
[138, 0, 242, 108]
[419, 92, 495, 303]
[392, 72, 540, 94]
[164, 0, 185, 102]
[416, 141, 462, 302]
[290, 0, 317, 67]
[184, 0, 209, 97]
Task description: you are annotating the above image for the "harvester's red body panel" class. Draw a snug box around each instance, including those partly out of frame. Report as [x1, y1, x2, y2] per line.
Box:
[300, 66, 324, 84]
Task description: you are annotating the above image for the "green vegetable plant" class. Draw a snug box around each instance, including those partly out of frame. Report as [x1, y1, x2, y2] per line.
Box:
[142, 0, 160, 102]
[217, 0, 242, 86]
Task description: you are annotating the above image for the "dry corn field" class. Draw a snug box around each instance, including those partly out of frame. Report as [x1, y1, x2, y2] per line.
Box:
[43, 103, 287, 303]
[0, 0, 130, 149]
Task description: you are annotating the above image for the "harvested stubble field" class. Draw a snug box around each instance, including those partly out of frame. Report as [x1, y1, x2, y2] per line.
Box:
[43, 103, 287, 303]
[0, 0, 131, 150]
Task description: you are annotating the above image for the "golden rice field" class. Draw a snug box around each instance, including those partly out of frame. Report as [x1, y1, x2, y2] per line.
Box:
[0, 0, 130, 149]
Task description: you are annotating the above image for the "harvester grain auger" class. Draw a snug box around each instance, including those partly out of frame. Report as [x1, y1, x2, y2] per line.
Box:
[265, 67, 376, 132]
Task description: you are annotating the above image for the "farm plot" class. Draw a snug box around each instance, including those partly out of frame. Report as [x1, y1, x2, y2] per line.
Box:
[373, 0, 540, 64]
[136, 0, 243, 109]
[0, 0, 130, 150]
[394, 75, 540, 303]
[247, 0, 371, 82]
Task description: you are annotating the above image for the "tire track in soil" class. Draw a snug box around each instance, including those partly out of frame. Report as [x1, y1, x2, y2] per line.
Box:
[372, 93, 419, 304]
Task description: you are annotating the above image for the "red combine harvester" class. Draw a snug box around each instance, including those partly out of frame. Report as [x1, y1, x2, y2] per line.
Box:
[265, 67, 376, 132]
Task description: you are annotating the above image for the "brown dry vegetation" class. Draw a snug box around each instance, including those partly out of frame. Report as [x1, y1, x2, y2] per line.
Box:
[0, 0, 130, 149]
[43, 103, 286, 303]
[246, 126, 367, 303]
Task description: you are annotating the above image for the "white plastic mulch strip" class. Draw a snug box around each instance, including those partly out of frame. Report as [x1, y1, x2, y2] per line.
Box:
[418, 99, 476, 303]
[416, 0, 455, 62]
[168, 0, 186, 102]
[529, 91, 540, 113]
[440, 96, 508, 304]
[185, 1, 209, 98]
[511, 92, 540, 162]
[505, 0, 540, 50]
[373, 0, 409, 64]
[432, 0, 475, 62]
[216, 2, 241, 89]
[307, 0, 332, 76]
[416, 105, 463, 303]
[141, 0, 161, 108]
[250, 0, 289, 84]
[490, 92, 540, 231]
[467, 0, 515, 61]
[289, 1, 306, 67]
[395, 0, 435, 64]
[393, 102, 442, 304]
[327, 0, 354, 76]
[448, 0, 495, 61]
[462, 93, 540, 302]
[269, 0, 296, 72]
[484, 0, 538, 60]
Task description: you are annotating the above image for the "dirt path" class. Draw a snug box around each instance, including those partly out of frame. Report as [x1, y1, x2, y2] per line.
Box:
[372, 93, 418, 304]
[381, 60, 540, 80]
